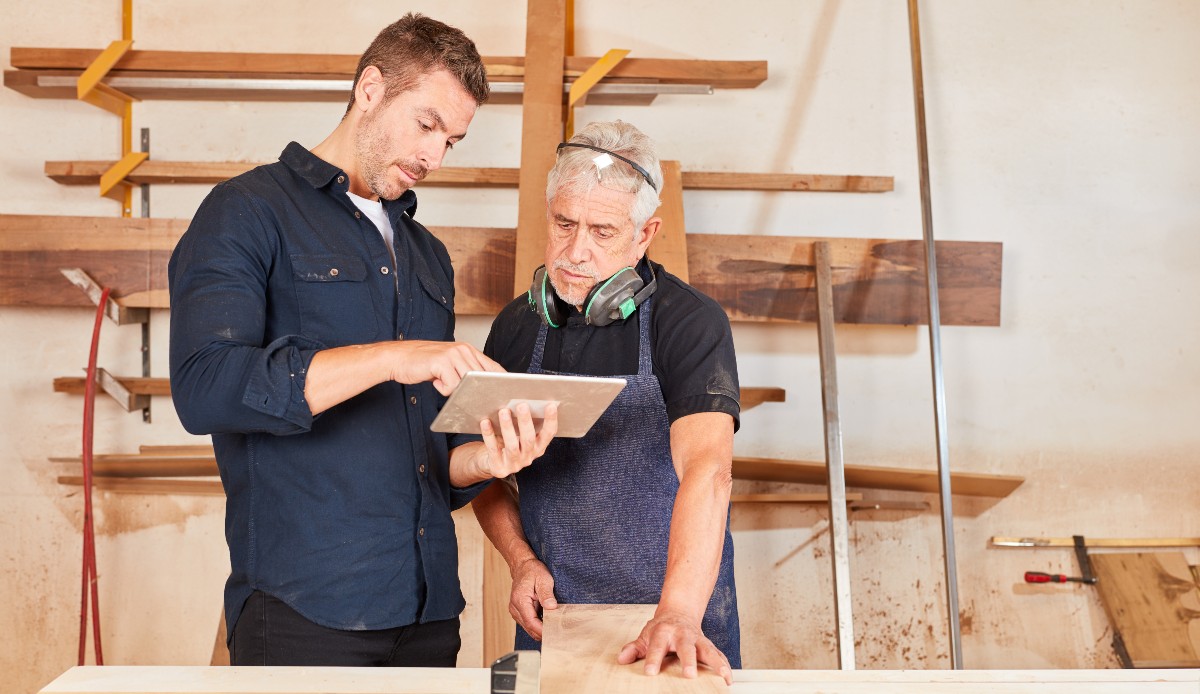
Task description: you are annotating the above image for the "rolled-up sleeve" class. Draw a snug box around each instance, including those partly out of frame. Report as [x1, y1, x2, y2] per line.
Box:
[168, 182, 322, 436]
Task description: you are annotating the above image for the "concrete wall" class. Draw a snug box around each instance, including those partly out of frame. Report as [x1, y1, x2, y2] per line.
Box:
[3, 1, 1198, 691]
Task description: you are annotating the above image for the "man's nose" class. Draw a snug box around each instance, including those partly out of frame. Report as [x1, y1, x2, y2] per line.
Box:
[566, 229, 592, 263]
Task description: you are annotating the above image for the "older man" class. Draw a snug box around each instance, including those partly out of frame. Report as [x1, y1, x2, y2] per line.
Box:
[473, 120, 741, 683]
[169, 14, 555, 667]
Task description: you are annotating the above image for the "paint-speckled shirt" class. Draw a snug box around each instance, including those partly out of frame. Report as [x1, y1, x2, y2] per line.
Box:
[168, 142, 483, 637]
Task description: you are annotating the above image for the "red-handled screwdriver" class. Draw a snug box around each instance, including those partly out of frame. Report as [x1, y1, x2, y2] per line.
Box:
[1025, 571, 1092, 584]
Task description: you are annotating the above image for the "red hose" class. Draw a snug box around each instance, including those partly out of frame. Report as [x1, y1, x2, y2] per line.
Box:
[79, 288, 109, 666]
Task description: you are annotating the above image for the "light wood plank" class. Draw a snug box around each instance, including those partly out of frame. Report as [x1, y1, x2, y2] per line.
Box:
[732, 493, 862, 504]
[11, 48, 767, 88]
[738, 387, 785, 411]
[45, 162, 890, 192]
[57, 476, 223, 495]
[54, 376, 171, 396]
[53, 456, 218, 478]
[650, 160, 689, 283]
[46, 160, 891, 192]
[541, 604, 728, 693]
[36, 665, 1200, 693]
[732, 456, 1023, 498]
[991, 537, 1200, 548]
[0, 214, 1002, 326]
[1091, 552, 1200, 668]
[139, 444, 215, 456]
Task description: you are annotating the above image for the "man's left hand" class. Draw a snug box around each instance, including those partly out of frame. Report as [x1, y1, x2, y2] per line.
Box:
[477, 402, 558, 477]
[616, 609, 733, 685]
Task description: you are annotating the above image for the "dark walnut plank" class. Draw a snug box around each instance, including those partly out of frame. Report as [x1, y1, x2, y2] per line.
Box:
[0, 215, 1001, 326]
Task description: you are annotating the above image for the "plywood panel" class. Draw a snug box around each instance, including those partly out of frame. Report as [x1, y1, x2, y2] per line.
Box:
[541, 604, 728, 693]
[650, 160, 689, 283]
[1090, 552, 1200, 668]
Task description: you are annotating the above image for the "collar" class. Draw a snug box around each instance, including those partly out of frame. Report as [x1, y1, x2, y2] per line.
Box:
[279, 141, 418, 217]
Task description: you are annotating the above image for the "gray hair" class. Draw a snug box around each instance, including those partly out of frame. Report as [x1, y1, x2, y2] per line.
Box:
[546, 120, 663, 230]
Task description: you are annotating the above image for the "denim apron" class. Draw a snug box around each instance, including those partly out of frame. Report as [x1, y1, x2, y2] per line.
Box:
[513, 299, 741, 666]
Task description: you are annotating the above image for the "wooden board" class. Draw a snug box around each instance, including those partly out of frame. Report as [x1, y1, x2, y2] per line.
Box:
[0, 215, 1002, 326]
[58, 476, 223, 495]
[54, 376, 171, 396]
[10, 47, 767, 88]
[36, 665, 1200, 693]
[46, 160, 892, 192]
[1090, 552, 1200, 668]
[731, 493, 862, 504]
[651, 161, 689, 283]
[739, 387, 785, 411]
[732, 456, 1023, 497]
[541, 604, 728, 693]
[688, 233, 1002, 326]
[52, 456, 218, 477]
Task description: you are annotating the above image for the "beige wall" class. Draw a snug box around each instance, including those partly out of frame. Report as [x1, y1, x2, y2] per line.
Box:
[4, 1, 1199, 691]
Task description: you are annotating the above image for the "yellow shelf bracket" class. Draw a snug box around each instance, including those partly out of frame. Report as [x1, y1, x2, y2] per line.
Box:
[77, 39, 136, 115]
[99, 151, 149, 198]
[565, 48, 629, 139]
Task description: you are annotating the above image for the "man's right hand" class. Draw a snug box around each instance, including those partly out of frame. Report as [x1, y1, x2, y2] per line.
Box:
[387, 340, 504, 395]
[509, 556, 558, 641]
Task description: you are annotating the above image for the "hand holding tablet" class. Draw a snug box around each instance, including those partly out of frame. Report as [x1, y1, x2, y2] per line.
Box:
[431, 372, 626, 438]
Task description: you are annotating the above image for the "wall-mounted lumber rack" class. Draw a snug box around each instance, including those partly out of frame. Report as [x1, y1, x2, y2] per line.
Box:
[44, 160, 894, 193]
[5, 47, 766, 105]
[732, 456, 1024, 498]
[0, 214, 1002, 326]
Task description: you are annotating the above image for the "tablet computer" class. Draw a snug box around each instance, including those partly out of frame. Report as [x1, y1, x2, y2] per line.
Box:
[430, 371, 626, 438]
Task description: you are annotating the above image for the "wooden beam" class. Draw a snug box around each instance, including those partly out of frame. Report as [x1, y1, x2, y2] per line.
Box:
[57, 476, 223, 495]
[52, 456, 218, 477]
[650, 161, 689, 283]
[0, 214, 1001, 326]
[511, 0, 567, 298]
[732, 493, 862, 504]
[11, 48, 766, 88]
[46, 160, 892, 192]
[739, 387, 784, 411]
[732, 456, 1023, 498]
[54, 375, 171, 396]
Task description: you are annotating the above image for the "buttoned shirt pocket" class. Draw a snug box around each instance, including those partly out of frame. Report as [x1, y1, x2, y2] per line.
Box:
[290, 254, 378, 347]
[411, 270, 455, 341]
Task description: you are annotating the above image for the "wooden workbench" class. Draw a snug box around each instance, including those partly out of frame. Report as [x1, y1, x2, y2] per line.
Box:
[39, 665, 1200, 693]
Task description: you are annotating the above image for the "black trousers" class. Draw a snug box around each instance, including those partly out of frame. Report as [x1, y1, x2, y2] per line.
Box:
[230, 591, 461, 667]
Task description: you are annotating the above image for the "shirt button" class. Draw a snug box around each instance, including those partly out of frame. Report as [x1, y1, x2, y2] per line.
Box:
[329, 268, 339, 277]
[381, 266, 390, 275]
[418, 528, 425, 537]
[410, 396, 417, 405]
[336, 175, 345, 184]
[397, 332, 404, 340]
[419, 464, 426, 474]
[354, 210, 362, 219]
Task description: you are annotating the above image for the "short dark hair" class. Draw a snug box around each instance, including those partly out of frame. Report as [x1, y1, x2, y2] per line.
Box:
[346, 13, 489, 114]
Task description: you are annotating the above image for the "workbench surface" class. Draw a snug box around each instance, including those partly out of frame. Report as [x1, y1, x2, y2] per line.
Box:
[39, 665, 1200, 693]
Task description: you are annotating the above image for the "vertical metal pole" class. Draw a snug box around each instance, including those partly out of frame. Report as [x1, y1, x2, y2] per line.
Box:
[140, 127, 151, 423]
[813, 241, 855, 670]
[906, 0, 962, 668]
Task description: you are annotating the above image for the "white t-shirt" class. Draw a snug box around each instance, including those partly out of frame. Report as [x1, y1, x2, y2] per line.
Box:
[346, 190, 397, 269]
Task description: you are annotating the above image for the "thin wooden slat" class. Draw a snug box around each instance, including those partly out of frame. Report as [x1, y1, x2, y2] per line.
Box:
[53, 456, 218, 478]
[46, 160, 891, 192]
[732, 456, 1023, 498]
[139, 445, 215, 456]
[57, 476, 223, 495]
[541, 604, 728, 693]
[54, 376, 171, 396]
[10, 48, 766, 89]
[1090, 553, 1200, 668]
[732, 493, 862, 504]
[0, 214, 1001, 326]
[990, 537, 1200, 549]
[739, 387, 785, 410]
[650, 160, 689, 283]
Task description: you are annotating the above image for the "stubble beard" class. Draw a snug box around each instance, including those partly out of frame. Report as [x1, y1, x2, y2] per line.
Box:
[549, 259, 598, 307]
[355, 110, 427, 201]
